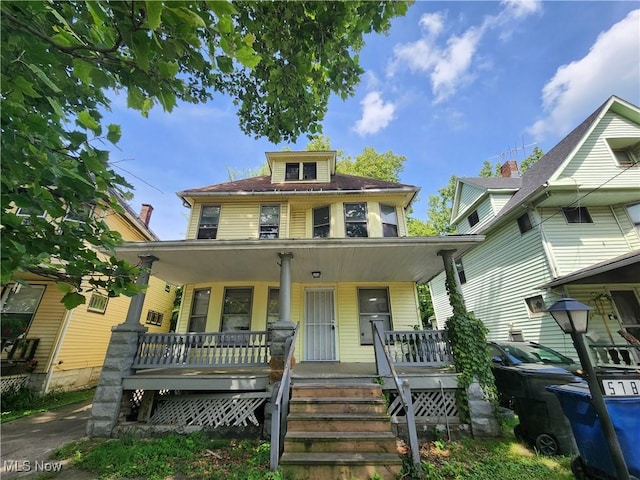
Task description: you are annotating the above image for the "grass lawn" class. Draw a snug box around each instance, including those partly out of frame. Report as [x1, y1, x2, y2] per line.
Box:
[0, 387, 95, 423]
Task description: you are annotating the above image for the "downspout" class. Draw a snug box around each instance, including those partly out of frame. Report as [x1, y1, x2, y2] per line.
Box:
[43, 308, 74, 394]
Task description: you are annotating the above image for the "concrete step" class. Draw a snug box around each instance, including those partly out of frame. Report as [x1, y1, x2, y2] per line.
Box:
[280, 452, 403, 480]
[291, 383, 382, 399]
[287, 413, 392, 432]
[289, 396, 388, 414]
[284, 431, 398, 454]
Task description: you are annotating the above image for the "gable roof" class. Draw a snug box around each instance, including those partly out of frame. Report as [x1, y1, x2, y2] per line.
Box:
[458, 177, 522, 190]
[178, 173, 420, 206]
[110, 189, 159, 241]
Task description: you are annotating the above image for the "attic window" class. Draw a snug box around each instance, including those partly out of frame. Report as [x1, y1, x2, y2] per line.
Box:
[607, 138, 639, 168]
[467, 210, 479, 227]
[517, 213, 533, 234]
[285, 163, 299, 180]
[562, 207, 593, 224]
[285, 162, 317, 181]
[303, 162, 317, 180]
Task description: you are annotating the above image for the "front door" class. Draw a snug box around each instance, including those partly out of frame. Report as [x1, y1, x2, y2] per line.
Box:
[304, 289, 336, 361]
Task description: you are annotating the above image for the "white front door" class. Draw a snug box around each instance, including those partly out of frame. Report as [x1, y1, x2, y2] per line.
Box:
[304, 289, 337, 361]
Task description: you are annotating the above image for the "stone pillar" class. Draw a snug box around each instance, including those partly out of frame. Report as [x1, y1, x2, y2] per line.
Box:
[467, 379, 500, 437]
[269, 253, 295, 383]
[86, 255, 157, 437]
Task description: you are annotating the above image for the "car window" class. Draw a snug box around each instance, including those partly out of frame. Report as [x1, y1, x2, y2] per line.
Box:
[528, 344, 575, 365]
[502, 346, 539, 363]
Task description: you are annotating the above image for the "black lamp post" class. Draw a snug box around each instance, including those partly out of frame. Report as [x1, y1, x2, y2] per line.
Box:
[547, 298, 630, 480]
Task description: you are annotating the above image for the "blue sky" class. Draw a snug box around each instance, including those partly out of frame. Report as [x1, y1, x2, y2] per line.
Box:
[103, 1, 640, 240]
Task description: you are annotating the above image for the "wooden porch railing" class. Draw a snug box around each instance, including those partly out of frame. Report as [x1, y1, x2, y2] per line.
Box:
[589, 343, 640, 368]
[132, 332, 269, 369]
[384, 329, 453, 367]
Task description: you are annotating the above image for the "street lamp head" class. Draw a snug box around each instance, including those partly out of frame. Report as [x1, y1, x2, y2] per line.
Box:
[546, 297, 592, 334]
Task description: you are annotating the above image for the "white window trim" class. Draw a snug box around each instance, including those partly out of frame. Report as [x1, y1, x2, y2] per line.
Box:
[87, 293, 108, 314]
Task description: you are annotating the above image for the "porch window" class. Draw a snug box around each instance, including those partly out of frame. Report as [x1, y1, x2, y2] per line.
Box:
[313, 206, 330, 238]
[188, 288, 210, 332]
[259, 205, 280, 239]
[221, 287, 253, 332]
[267, 287, 279, 327]
[358, 288, 391, 345]
[87, 293, 108, 314]
[467, 210, 479, 228]
[562, 206, 593, 224]
[145, 310, 164, 326]
[197, 205, 221, 239]
[517, 213, 533, 234]
[381, 204, 398, 237]
[1, 284, 45, 342]
[626, 203, 640, 235]
[344, 203, 368, 237]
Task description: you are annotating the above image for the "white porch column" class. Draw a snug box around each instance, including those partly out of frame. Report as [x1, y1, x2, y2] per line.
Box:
[87, 254, 157, 437]
[270, 252, 295, 383]
[277, 252, 294, 327]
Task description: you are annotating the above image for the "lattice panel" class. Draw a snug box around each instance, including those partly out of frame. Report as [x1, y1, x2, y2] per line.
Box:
[130, 389, 145, 409]
[388, 390, 458, 420]
[149, 394, 267, 427]
[0, 374, 28, 393]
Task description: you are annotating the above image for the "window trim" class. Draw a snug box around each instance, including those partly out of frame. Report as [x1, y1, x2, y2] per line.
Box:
[188, 288, 211, 332]
[220, 287, 254, 333]
[285, 161, 318, 181]
[357, 287, 392, 346]
[562, 206, 593, 224]
[524, 295, 546, 317]
[87, 293, 109, 314]
[197, 205, 221, 239]
[285, 163, 300, 181]
[145, 310, 164, 326]
[606, 138, 640, 168]
[64, 204, 95, 223]
[380, 204, 399, 237]
[344, 202, 369, 238]
[313, 205, 331, 238]
[259, 204, 280, 239]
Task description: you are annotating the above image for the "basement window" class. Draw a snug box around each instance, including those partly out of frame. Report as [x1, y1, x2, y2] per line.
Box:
[562, 207, 593, 224]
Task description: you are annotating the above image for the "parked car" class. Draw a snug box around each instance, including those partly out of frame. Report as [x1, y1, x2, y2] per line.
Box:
[488, 340, 583, 376]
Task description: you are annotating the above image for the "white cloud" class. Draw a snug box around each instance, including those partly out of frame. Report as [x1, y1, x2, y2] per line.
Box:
[528, 9, 640, 140]
[388, 1, 541, 103]
[353, 91, 396, 136]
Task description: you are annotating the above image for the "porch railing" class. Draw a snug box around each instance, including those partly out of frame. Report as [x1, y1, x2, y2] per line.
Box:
[132, 332, 269, 369]
[270, 323, 299, 471]
[384, 329, 452, 367]
[589, 343, 640, 368]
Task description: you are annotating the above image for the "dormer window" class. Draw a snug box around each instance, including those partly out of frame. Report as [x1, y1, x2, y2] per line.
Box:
[467, 210, 479, 227]
[285, 161, 317, 181]
[607, 138, 639, 168]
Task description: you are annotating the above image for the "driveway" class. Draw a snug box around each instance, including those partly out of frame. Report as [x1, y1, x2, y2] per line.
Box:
[1, 400, 95, 479]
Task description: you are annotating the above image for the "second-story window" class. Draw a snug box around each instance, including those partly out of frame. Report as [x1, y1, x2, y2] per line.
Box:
[344, 203, 368, 237]
[381, 205, 398, 237]
[197, 205, 220, 239]
[259, 205, 280, 239]
[467, 210, 479, 227]
[313, 206, 330, 238]
[517, 212, 533, 234]
[188, 288, 210, 332]
[562, 206, 593, 224]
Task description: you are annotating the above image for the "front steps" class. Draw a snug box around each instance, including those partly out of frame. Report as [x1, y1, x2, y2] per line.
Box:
[280, 383, 403, 480]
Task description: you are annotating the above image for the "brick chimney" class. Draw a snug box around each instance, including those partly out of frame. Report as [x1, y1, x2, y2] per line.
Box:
[501, 160, 520, 178]
[139, 204, 153, 227]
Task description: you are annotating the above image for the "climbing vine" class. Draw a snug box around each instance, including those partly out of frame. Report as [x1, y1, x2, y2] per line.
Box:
[443, 260, 498, 418]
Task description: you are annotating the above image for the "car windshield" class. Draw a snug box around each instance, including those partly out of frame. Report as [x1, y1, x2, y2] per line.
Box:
[502, 343, 575, 365]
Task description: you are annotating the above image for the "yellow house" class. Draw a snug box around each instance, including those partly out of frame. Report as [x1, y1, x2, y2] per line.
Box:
[114, 151, 482, 365]
[1, 195, 177, 394]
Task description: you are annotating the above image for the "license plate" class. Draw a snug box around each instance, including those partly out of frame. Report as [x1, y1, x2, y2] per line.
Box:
[602, 379, 640, 396]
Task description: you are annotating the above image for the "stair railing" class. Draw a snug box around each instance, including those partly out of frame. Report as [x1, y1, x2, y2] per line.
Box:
[270, 323, 299, 471]
[372, 321, 422, 473]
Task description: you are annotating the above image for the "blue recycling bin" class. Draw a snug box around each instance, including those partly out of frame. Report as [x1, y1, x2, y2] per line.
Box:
[547, 382, 640, 480]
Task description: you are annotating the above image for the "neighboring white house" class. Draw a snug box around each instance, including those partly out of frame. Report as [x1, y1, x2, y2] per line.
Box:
[428, 95, 640, 361]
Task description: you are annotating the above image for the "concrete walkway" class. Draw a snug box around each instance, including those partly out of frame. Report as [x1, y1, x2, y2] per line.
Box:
[1, 400, 95, 479]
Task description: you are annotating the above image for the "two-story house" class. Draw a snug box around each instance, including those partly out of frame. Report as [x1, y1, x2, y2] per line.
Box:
[1, 194, 177, 394]
[428, 95, 640, 363]
[114, 150, 483, 364]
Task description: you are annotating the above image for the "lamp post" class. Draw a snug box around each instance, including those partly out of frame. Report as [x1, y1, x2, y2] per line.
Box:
[547, 298, 630, 480]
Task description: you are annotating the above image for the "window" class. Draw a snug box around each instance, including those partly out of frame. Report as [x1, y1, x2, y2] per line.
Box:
[285, 163, 300, 180]
[562, 207, 593, 224]
[313, 206, 330, 238]
[164, 284, 172, 293]
[221, 287, 253, 332]
[267, 288, 279, 327]
[455, 259, 467, 284]
[188, 288, 210, 332]
[525, 295, 545, 315]
[613, 149, 637, 167]
[344, 203, 368, 237]
[626, 203, 640, 235]
[197, 205, 221, 239]
[259, 205, 280, 239]
[87, 293, 108, 314]
[16, 207, 46, 225]
[611, 290, 640, 341]
[302, 162, 317, 180]
[607, 139, 639, 168]
[467, 210, 479, 228]
[1, 284, 45, 341]
[381, 205, 399, 237]
[145, 310, 164, 326]
[517, 213, 533, 234]
[64, 204, 94, 223]
[358, 288, 391, 345]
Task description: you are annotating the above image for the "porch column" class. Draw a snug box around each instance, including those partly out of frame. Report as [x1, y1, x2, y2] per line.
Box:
[270, 252, 295, 383]
[437, 249, 465, 306]
[86, 254, 157, 437]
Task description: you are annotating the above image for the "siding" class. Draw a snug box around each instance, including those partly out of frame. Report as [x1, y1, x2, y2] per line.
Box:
[490, 193, 514, 217]
[140, 277, 176, 333]
[612, 204, 640, 249]
[458, 183, 484, 215]
[558, 111, 640, 188]
[290, 206, 306, 238]
[540, 206, 634, 276]
[457, 197, 494, 234]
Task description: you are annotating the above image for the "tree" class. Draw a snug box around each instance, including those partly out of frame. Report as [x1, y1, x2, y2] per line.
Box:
[337, 147, 405, 183]
[1, 1, 409, 308]
[520, 146, 544, 174]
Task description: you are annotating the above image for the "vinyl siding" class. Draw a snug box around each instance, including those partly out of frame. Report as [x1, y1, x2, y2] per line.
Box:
[612, 204, 640, 249]
[271, 158, 332, 183]
[540, 205, 634, 276]
[429, 272, 451, 329]
[140, 277, 176, 333]
[458, 183, 484, 215]
[457, 197, 495, 234]
[490, 193, 514, 217]
[557, 111, 640, 188]
[290, 206, 306, 238]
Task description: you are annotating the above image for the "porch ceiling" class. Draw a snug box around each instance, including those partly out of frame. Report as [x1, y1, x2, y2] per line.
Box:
[113, 236, 484, 285]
